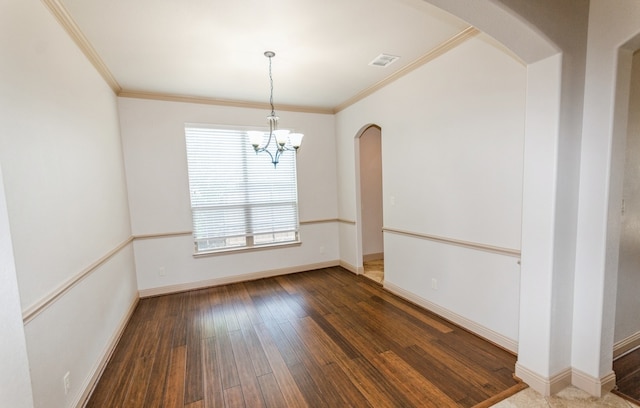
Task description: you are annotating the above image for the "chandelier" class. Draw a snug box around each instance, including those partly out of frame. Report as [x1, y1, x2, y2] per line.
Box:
[248, 51, 303, 167]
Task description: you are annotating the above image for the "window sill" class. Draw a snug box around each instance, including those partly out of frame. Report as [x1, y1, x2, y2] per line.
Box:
[193, 240, 302, 258]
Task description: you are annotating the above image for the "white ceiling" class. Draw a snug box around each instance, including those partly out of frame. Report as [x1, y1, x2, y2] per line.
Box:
[58, 0, 471, 111]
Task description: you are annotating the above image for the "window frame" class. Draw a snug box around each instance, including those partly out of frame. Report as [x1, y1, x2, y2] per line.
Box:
[184, 123, 302, 256]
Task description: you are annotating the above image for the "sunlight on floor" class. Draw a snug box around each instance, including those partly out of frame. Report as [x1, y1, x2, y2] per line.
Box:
[363, 259, 384, 283]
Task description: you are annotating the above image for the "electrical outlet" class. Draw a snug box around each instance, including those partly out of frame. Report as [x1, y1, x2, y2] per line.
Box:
[63, 372, 70, 395]
[319, 245, 325, 254]
[431, 278, 438, 290]
[159, 267, 167, 277]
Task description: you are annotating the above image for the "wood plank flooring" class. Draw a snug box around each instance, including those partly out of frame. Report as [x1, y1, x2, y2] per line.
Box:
[86, 267, 523, 408]
[614, 347, 640, 404]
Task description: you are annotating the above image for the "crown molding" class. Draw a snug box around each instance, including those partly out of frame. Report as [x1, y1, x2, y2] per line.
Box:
[43, 1, 478, 116]
[41, 0, 121, 94]
[118, 90, 334, 115]
[122, 26, 478, 115]
[334, 26, 480, 113]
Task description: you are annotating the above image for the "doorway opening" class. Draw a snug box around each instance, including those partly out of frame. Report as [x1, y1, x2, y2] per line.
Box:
[355, 124, 384, 283]
[613, 48, 640, 405]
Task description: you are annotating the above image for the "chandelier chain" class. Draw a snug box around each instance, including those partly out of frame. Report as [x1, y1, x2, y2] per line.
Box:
[268, 55, 276, 118]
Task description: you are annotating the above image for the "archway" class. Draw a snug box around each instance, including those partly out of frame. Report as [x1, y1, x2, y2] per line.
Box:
[336, 0, 629, 397]
[436, 1, 640, 397]
[409, 0, 568, 396]
[354, 124, 384, 283]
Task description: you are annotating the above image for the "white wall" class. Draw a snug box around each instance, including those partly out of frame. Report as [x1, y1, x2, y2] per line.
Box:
[0, 165, 34, 408]
[118, 97, 339, 293]
[336, 33, 526, 346]
[2, 0, 632, 401]
[573, 0, 640, 384]
[0, 1, 138, 407]
[615, 50, 640, 345]
[422, 0, 595, 393]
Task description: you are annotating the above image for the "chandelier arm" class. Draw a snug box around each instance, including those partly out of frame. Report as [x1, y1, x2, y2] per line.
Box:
[273, 148, 282, 166]
[262, 134, 272, 151]
[262, 121, 275, 151]
[257, 146, 276, 164]
[270, 114, 277, 150]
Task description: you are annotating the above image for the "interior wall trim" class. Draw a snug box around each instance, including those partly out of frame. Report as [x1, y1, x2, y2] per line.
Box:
[334, 26, 480, 113]
[571, 369, 616, 398]
[23, 224, 346, 324]
[613, 330, 640, 358]
[514, 364, 572, 397]
[339, 260, 362, 275]
[132, 219, 340, 240]
[384, 281, 518, 353]
[44, 0, 477, 118]
[133, 231, 193, 240]
[515, 365, 616, 398]
[138, 260, 340, 298]
[118, 91, 334, 115]
[22, 237, 133, 324]
[383, 227, 521, 258]
[299, 218, 340, 225]
[24, 222, 516, 325]
[338, 218, 356, 225]
[363, 252, 384, 262]
[75, 296, 139, 408]
[41, 0, 121, 93]
[117, 26, 478, 115]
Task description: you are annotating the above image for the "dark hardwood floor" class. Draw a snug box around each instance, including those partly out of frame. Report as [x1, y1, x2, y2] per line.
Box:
[614, 347, 640, 405]
[86, 267, 524, 408]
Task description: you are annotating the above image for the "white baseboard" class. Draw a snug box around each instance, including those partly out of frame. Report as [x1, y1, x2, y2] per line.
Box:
[76, 295, 139, 408]
[363, 252, 384, 262]
[383, 281, 518, 353]
[138, 260, 340, 297]
[514, 364, 616, 397]
[571, 368, 616, 397]
[339, 259, 362, 275]
[515, 364, 571, 396]
[614, 330, 640, 358]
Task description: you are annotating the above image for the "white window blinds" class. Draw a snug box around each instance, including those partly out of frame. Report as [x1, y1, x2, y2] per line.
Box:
[185, 125, 300, 253]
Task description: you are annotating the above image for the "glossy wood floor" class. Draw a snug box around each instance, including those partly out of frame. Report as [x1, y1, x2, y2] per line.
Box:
[86, 267, 523, 408]
[614, 347, 640, 404]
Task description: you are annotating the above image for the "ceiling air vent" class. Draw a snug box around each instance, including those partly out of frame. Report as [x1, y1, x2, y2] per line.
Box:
[368, 53, 400, 68]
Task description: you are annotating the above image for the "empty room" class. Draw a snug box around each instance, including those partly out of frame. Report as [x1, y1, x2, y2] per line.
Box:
[2, 1, 640, 407]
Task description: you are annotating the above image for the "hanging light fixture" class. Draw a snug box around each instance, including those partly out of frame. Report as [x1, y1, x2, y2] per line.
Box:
[248, 51, 303, 167]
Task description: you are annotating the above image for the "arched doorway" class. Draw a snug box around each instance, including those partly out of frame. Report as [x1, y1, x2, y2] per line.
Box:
[336, 0, 626, 397]
[355, 124, 384, 283]
[414, 0, 592, 396]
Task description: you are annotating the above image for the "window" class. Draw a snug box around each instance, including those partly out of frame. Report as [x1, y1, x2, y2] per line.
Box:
[185, 124, 300, 254]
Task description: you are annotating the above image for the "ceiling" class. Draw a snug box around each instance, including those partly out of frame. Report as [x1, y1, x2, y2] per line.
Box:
[54, 0, 473, 112]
